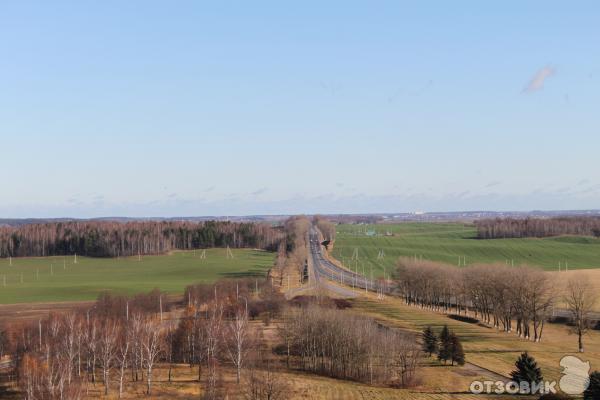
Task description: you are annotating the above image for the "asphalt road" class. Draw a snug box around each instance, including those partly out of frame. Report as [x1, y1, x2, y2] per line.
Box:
[308, 227, 380, 295]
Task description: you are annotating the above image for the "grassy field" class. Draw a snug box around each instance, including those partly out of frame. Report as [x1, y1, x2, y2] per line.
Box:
[353, 296, 600, 385]
[331, 222, 600, 277]
[0, 249, 274, 304]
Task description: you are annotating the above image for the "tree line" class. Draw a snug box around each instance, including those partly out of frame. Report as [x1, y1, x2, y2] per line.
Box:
[0, 220, 285, 258]
[279, 304, 420, 387]
[395, 258, 599, 352]
[10, 298, 168, 399]
[475, 217, 600, 239]
[313, 216, 336, 242]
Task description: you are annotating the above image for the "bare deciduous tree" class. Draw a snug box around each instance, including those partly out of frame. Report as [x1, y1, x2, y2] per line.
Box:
[116, 320, 131, 399]
[565, 278, 599, 353]
[243, 363, 290, 400]
[98, 318, 118, 395]
[139, 316, 163, 395]
[224, 302, 251, 384]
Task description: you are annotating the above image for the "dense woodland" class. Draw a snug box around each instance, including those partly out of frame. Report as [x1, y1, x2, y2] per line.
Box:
[475, 217, 600, 239]
[0, 221, 285, 258]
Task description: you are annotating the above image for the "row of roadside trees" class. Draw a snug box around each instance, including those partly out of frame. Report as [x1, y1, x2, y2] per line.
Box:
[396, 258, 599, 352]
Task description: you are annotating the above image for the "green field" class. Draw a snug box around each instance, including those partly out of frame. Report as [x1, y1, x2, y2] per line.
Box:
[0, 249, 274, 304]
[332, 222, 600, 277]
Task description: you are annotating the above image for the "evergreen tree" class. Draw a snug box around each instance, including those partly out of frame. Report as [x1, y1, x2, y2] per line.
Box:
[422, 326, 438, 357]
[510, 352, 543, 387]
[438, 325, 451, 364]
[584, 371, 600, 400]
[449, 334, 465, 366]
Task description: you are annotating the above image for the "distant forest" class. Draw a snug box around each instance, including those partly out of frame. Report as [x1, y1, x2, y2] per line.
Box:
[0, 220, 285, 258]
[475, 217, 600, 239]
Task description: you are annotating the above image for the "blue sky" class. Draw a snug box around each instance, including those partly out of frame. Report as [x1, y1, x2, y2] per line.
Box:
[1, 1, 599, 217]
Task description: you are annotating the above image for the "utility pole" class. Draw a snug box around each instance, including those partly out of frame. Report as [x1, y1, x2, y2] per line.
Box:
[159, 295, 163, 322]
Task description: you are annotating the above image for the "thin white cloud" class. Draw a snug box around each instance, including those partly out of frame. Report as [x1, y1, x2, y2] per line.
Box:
[485, 180, 502, 188]
[524, 66, 556, 93]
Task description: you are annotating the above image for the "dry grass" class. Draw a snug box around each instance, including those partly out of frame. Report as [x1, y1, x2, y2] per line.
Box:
[353, 296, 600, 384]
[79, 364, 516, 400]
[548, 269, 600, 311]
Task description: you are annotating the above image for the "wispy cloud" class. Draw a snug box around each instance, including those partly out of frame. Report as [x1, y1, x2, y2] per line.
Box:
[485, 180, 502, 188]
[523, 66, 556, 93]
[250, 187, 268, 196]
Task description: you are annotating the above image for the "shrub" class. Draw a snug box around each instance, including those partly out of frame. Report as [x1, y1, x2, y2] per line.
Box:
[584, 371, 600, 400]
[511, 352, 543, 388]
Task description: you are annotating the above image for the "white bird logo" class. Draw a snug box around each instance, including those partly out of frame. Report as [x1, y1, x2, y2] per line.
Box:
[559, 356, 590, 395]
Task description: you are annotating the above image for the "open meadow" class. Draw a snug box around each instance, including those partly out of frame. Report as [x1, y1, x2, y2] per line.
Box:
[0, 249, 274, 304]
[332, 222, 600, 277]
